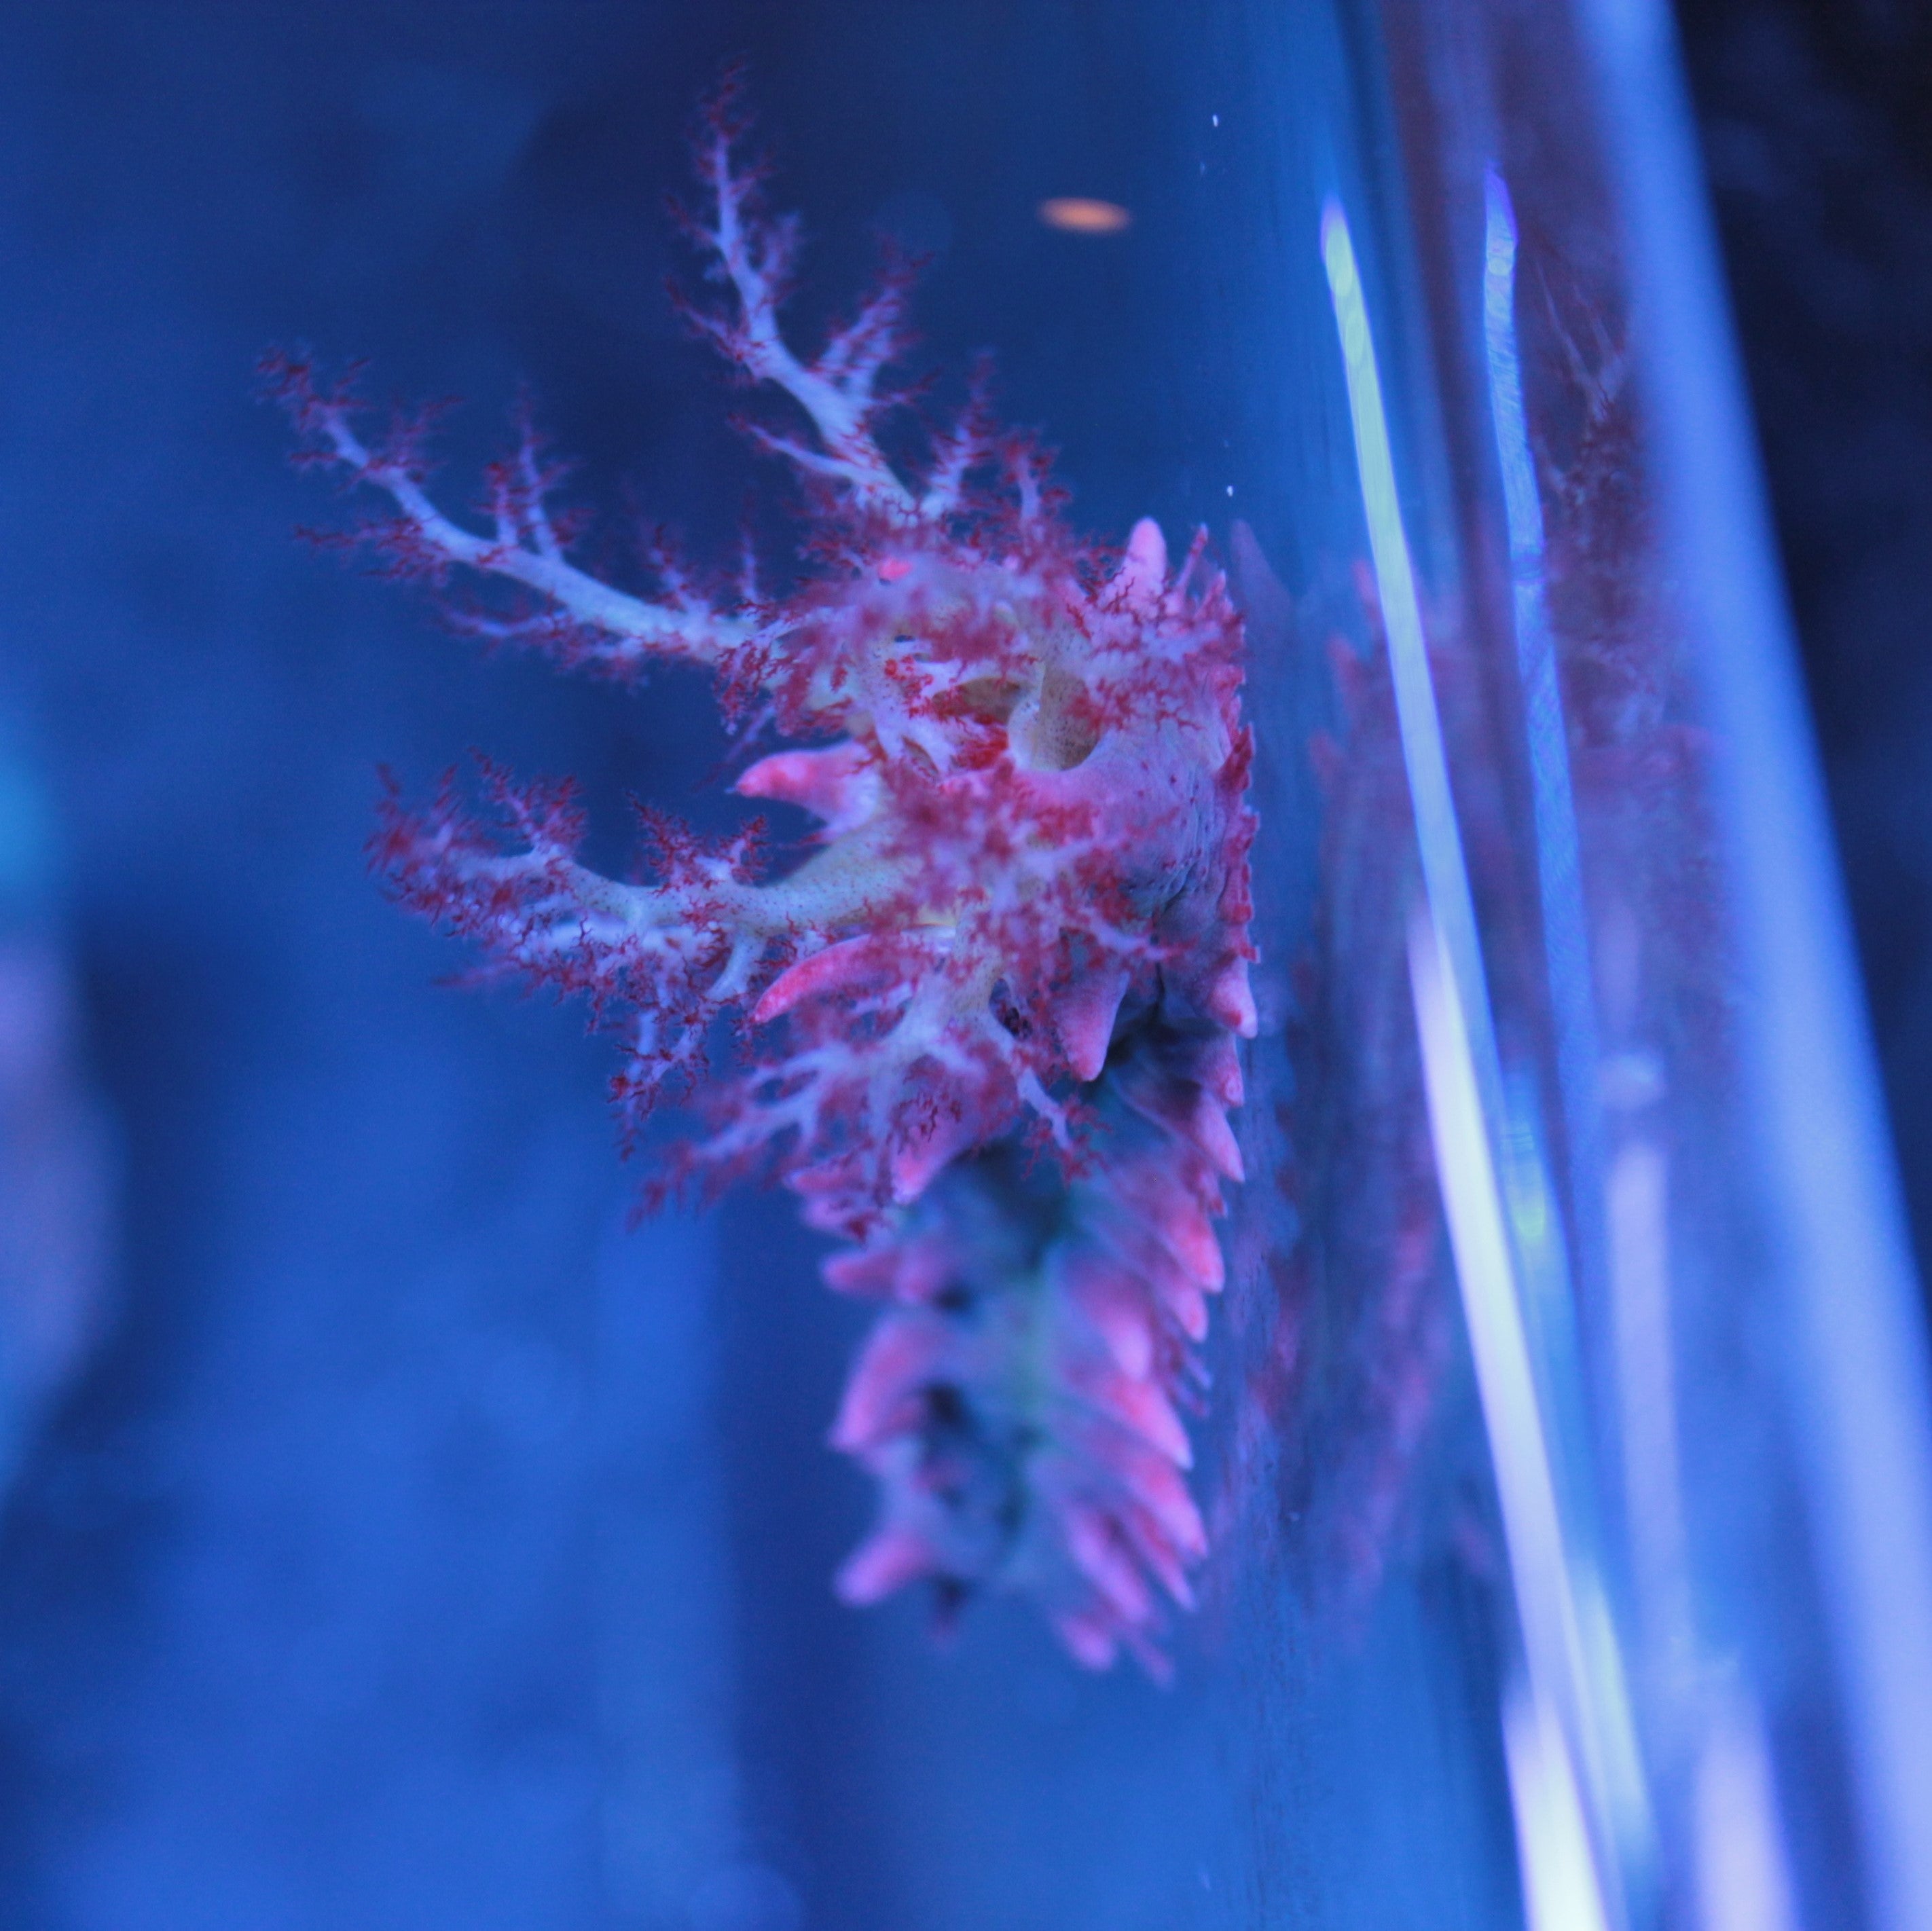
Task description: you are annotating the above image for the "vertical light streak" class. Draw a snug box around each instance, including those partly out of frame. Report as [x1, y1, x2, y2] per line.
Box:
[1482, 171, 1609, 1299]
[1694, 1687, 1799, 1931]
[1577, 5, 1932, 1924]
[1320, 204, 1497, 1092]
[1605, 1137, 1690, 1659]
[1488, 163, 1802, 1931]
[1410, 900, 1627, 1929]
[1326, 197, 1623, 1931]
[1406, 905, 1577, 1680]
[1506, 1672, 1613, 1931]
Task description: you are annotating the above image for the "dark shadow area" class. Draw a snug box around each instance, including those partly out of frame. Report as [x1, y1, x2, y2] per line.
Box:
[1675, 0, 1932, 1298]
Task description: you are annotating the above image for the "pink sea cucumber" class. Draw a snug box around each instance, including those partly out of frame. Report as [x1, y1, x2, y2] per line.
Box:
[268, 83, 1256, 1674]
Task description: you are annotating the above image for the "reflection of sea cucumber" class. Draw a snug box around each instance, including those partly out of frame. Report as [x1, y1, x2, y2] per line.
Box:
[1271, 591, 1455, 1615]
[268, 79, 1254, 1674]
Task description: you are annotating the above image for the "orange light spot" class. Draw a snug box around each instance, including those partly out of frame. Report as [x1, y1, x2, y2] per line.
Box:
[1037, 197, 1131, 235]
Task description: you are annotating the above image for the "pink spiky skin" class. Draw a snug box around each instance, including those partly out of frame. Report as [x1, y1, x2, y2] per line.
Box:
[270, 79, 1255, 1674]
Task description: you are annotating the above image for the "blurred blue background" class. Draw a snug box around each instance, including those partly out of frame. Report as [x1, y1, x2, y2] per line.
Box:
[0, 2, 1918, 1927]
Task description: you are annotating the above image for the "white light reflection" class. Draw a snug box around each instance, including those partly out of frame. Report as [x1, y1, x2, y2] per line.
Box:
[1406, 909, 1567, 1623]
[1326, 196, 1626, 1931]
[1694, 1687, 1798, 1931]
[1319, 204, 1492, 1074]
[1409, 904, 1614, 1931]
[1605, 1136, 1692, 1663]
[1482, 170, 1608, 1311]
[1607, 1121, 1804, 1928]
[1506, 1672, 1612, 1931]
